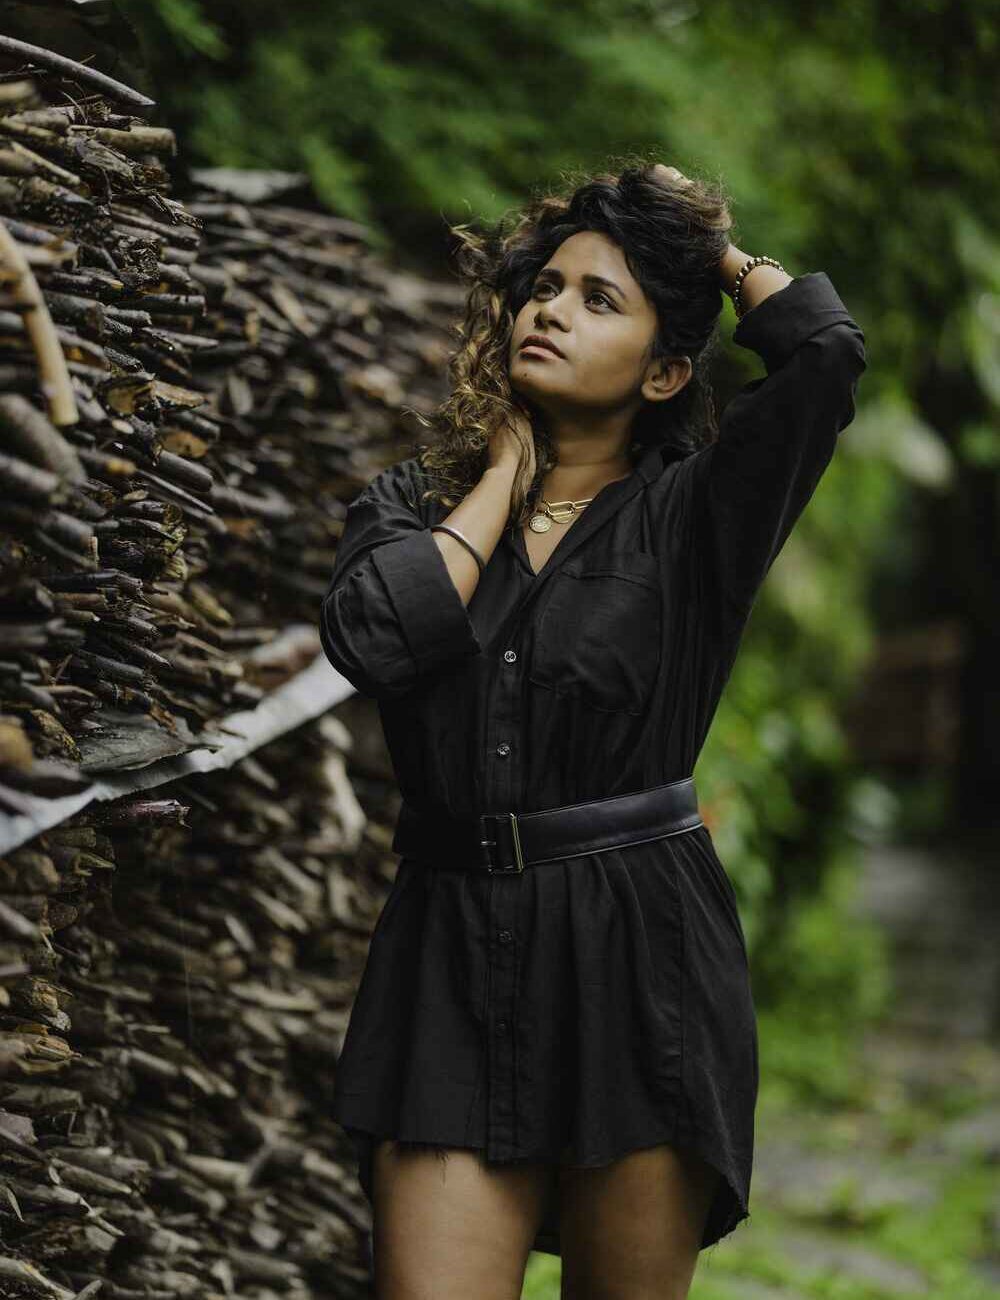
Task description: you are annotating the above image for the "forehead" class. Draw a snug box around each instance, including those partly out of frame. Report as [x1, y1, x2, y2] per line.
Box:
[540, 230, 643, 299]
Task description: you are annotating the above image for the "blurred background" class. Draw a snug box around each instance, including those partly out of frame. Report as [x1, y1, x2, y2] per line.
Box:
[1, 2, 998, 1297]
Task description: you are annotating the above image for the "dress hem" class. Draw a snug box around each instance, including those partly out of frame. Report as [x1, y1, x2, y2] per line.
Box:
[335, 1118, 750, 1255]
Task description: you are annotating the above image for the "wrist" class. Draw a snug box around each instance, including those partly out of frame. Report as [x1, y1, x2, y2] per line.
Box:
[731, 257, 792, 318]
[719, 244, 749, 295]
[484, 459, 518, 482]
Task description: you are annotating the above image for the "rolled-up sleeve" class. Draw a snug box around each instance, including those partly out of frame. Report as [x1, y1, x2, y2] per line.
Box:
[676, 271, 867, 637]
[319, 460, 483, 699]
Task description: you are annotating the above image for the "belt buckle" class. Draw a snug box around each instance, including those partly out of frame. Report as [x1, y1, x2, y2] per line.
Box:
[478, 812, 525, 874]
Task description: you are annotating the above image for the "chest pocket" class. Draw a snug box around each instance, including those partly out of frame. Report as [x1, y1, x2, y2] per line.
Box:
[528, 550, 662, 715]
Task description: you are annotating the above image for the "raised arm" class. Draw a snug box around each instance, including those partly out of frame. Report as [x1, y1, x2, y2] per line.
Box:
[676, 264, 867, 639]
[319, 450, 519, 700]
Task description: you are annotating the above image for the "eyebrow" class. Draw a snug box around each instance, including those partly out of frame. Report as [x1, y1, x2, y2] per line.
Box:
[534, 268, 629, 302]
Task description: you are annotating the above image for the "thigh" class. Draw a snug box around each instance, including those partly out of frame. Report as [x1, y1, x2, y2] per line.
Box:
[557, 1143, 720, 1300]
[372, 1139, 557, 1300]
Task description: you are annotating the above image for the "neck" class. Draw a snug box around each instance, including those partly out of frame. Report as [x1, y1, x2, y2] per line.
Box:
[541, 453, 634, 502]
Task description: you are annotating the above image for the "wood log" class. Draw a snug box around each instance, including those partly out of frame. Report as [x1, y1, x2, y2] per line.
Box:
[0, 46, 467, 1298]
[0, 216, 77, 425]
[0, 37, 156, 114]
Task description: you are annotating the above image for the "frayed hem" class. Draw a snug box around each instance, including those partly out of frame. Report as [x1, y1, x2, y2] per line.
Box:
[389, 1138, 453, 1170]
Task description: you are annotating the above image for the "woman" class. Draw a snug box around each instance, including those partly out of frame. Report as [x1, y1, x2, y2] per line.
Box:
[319, 160, 867, 1299]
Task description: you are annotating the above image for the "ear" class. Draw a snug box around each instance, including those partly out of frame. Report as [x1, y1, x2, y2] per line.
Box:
[641, 355, 692, 404]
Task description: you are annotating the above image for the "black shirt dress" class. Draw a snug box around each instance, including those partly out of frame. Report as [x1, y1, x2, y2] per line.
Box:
[319, 271, 867, 1256]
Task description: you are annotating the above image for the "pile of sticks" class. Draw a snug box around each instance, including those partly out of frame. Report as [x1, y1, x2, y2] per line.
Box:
[0, 37, 459, 1297]
[0, 37, 461, 806]
[0, 709, 400, 1298]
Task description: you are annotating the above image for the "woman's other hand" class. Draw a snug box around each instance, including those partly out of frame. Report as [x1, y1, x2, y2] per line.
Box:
[488, 402, 537, 482]
[648, 163, 728, 226]
[648, 163, 695, 192]
[647, 163, 735, 273]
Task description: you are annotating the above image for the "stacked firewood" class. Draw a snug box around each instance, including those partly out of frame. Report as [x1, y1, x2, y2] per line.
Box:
[0, 710, 403, 1297]
[0, 37, 459, 1297]
[0, 40, 462, 809]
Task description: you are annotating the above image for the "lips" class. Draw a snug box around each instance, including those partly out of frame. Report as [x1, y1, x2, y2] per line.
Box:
[519, 334, 565, 358]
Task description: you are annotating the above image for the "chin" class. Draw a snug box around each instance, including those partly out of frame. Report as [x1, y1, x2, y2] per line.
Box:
[510, 359, 565, 400]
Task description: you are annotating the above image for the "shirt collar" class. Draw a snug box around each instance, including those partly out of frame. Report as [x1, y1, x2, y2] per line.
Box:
[635, 438, 683, 484]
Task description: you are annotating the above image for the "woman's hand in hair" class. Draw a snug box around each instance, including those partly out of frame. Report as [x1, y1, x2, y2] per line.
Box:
[488, 402, 537, 481]
[649, 163, 694, 191]
[647, 163, 733, 240]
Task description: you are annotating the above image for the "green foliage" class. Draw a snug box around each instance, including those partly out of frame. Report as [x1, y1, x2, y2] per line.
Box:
[752, 852, 893, 1107]
[112, 0, 999, 1028]
[140, 0, 226, 57]
[695, 419, 899, 966]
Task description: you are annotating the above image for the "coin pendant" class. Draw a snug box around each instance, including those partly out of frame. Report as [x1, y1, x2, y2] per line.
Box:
[528, 513, 552, 533]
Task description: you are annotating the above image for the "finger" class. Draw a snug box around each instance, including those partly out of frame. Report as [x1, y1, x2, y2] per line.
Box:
[651, 164, 693, 188]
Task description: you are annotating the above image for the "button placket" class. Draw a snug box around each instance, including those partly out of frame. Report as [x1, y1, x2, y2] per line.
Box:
[485, 639, 521, 1158]
[487, 886, 518, 1147]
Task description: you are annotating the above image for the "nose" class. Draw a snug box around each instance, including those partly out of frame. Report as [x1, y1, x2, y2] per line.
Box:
[534, 295, 568, 331]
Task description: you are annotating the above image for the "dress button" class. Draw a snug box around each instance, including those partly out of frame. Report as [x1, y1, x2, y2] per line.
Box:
[496, 1019, 509, 1034]
[496, 743, 511, 758]
[503, 649, 517, 663]
[498, 929, 512, 944]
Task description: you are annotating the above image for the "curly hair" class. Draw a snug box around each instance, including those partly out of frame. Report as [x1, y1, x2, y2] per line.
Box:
[409, 154, 735, 527]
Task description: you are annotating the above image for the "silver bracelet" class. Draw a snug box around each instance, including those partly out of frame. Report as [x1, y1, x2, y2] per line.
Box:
[732, 255, 787, 319]
[430, 524, 486, 575]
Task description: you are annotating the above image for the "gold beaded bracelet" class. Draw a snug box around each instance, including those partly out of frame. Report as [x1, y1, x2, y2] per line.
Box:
[732, 255, 787, 319]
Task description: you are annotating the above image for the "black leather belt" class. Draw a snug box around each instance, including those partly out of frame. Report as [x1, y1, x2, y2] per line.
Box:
[391, 777, 703, 875]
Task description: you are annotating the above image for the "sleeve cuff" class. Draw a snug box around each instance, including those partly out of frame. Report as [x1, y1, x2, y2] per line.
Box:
[371, 526, 482, 671]
[732, 271, 855, 374]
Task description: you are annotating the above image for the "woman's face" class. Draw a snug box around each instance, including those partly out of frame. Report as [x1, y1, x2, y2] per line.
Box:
[508, 230, 680, 420]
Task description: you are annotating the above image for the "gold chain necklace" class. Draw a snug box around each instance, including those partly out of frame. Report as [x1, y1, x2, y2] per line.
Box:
[527, 495, 596, 534]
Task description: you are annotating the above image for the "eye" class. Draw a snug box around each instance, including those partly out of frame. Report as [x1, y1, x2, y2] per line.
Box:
[531, 283, 615, 309]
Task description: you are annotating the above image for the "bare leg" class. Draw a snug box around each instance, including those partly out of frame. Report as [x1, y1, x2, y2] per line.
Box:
[372, 1139, 557, 1300]
[558, 1143, 720, 1300]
